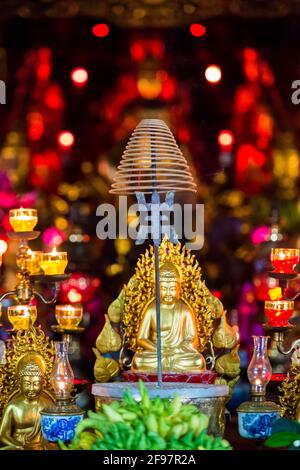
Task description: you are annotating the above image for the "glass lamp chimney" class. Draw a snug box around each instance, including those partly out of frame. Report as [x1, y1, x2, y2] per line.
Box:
[51, 340, 74, 400]
[247, 336, 272, 396]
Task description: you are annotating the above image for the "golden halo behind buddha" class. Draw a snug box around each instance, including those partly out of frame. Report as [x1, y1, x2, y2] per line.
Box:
[122, 236, 213, 353]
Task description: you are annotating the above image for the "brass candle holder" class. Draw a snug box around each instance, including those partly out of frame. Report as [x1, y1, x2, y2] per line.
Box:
[261, 247, 300, 420]
[0, 208, 70, 325]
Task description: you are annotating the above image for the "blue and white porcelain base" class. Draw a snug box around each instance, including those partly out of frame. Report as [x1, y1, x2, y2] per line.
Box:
[238, 411, 280, 439]
[41, 412, 84, 442]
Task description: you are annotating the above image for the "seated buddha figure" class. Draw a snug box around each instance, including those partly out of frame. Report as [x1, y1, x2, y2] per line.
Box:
[0, 355, 53, 450]
[131, 262, 206, 373]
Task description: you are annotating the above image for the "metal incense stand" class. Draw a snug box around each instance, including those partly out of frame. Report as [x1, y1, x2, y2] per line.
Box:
[152, 148, 163, 385]
[110, 118, 197, 387]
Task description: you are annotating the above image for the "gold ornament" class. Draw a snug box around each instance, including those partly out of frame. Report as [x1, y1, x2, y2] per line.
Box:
[279, 364, 300, 419]
[0, 327, 55, 449]
[212, 311, 238, 349]
[215, 344, 241, 378]
[95, 315, 122, 354]
[93, 349, 120, 382]
[0, 326, 55, 415]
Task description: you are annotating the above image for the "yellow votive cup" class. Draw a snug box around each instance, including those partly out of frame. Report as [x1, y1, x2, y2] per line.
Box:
[40, 250, 68, 275]
[7, 305, 37, 330]
[9, 208, 38, 232]
[17, 250, 42, 275]
[55, 305, 83, 329]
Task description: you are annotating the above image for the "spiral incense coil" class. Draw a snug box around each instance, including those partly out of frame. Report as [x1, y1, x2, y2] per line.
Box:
[110, 119, 197, 194]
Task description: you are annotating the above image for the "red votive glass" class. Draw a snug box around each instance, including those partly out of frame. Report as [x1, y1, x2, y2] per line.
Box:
[264, 300, 294, 327]
[270, 248, 299, 274]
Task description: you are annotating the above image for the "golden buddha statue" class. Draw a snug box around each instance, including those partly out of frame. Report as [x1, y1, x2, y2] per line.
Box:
[131, 262, 205, 373]
[0, 354, 53, 450]
[93, 237, 240, 387]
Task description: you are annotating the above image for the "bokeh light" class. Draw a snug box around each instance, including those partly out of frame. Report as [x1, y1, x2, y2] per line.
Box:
[57, 131, 75, 149]
[218, 130, 234, 148]
[0, 239, 8, 255]
[92, 23, 110, 38]
[190, 24, 206, 37]
[205, 65, 222, 83]
[71, 67, 88, 87]
[68, 289, 82, 303]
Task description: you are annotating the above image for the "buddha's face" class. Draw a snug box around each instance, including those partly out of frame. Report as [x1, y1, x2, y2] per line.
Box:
[160, 280, 180, 305]
[20, 375, 42, 401]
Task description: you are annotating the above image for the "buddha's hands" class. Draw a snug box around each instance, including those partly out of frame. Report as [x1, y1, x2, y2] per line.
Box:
[180, 340, 197, 353]
[137, 338, 157, 352]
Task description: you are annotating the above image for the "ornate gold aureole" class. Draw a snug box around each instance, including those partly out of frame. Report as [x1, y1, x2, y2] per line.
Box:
[122, 237, 213, 353]
[0, 326, 55, 415]
[279, 364, 300, 419]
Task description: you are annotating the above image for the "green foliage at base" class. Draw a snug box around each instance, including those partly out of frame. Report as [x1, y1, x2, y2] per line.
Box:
[265, 418, 300, 450]
[60, 381, 232, 451]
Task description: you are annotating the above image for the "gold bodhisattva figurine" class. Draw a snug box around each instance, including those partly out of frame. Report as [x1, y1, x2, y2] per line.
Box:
[93, 237, 240, 386]
[131, 263, 205, 372]
[0, 351, 54, 450]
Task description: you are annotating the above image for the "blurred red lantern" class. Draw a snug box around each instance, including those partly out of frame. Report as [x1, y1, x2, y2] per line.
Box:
[59, 273, 101, 304]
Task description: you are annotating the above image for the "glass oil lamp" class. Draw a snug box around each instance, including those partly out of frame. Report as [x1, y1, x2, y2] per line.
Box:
[40, 340, 84, 443]
[9, 208, 38, 232]
[237, 336, 280, 439]
[7, 305, 37, 330]
[40, 247, 68, 275]
[51, 340, 75, 401]
[270, 248, 299, 274]
[55, 305, 83, 330]
[247, 336, 272, 396]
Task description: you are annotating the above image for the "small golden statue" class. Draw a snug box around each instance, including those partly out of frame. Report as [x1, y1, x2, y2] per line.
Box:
[279, 346, 300, 420]
[132, 262, 205, 372]
[0, 327, 55, 450]
[0, 355, 53, 449]
[94, 237, 240, 386]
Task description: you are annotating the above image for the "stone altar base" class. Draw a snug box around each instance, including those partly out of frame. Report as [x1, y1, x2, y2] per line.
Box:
[92, 382, 229, 437]
[122, 371, 217, 383]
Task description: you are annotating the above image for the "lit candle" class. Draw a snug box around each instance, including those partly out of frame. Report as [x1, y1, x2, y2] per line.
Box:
[17, 250, 42, 275]
[40, 247, 68, 275]
[9, 208, 38, 232]
[271, 248, 299, 274]
[55, 305, 83, 329]
[7, 305, 37, 330]
[264, 300, 294, 327]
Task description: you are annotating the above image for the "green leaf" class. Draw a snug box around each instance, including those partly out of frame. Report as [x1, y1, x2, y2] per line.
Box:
[272, 418, 300, 435]
[265, 432, 300, 448]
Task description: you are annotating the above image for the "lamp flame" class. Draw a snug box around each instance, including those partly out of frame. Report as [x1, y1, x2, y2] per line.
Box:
[268, 287, 282, 301]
